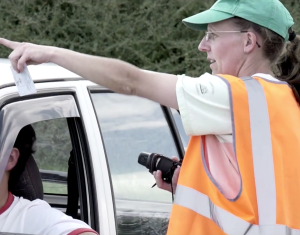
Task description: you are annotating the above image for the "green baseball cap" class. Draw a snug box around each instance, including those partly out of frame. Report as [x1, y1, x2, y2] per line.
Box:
[183, 0, 294, 41]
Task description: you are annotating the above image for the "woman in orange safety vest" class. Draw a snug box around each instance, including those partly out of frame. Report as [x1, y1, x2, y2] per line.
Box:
[0, 0, 299, 234]
[154, 0, 300, 234]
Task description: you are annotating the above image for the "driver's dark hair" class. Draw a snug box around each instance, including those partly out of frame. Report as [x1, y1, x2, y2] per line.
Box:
[8, 124, 36, 190]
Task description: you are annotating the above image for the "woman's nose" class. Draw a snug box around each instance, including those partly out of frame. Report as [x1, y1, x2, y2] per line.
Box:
[198, 38, 210, 52]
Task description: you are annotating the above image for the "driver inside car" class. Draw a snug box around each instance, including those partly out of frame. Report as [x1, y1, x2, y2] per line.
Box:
[0, 124, 98, 235]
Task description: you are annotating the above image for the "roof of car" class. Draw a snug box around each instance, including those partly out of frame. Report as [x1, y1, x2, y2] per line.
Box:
[0, 58, 82, 87]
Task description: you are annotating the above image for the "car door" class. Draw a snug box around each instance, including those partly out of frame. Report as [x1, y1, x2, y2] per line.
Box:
[0, 77, 190, 235]
[83, 80, 186, 235]
[0, 80, 117, 235]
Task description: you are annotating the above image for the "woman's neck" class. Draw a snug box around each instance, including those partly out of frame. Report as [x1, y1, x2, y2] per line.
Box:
[238, 55, 274, 77]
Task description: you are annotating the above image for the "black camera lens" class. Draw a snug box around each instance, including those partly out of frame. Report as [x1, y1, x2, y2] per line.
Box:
[138, 152, 182, 184]
[138, 152, 150, 168]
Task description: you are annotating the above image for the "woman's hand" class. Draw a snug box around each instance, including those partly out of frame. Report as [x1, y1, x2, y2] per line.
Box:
[0, 38, 56, 73]
[153, 156, 181, 193]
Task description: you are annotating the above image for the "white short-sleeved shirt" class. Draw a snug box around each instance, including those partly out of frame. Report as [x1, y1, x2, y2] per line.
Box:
[0, 192, 97, 235]
[176, 73, 279, 198]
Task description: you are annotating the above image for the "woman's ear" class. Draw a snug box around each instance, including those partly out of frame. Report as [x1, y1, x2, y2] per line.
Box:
[244, 32, 258, 54]
[6, 148, 20, 171]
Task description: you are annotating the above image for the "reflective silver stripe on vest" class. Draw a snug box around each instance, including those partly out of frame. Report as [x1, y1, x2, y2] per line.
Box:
[175, 185, 300, 235]
[242, 76, 276, 225]
[174, 76, 300, 234]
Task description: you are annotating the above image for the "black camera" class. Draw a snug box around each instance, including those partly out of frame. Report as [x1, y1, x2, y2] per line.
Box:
[138, 152, 181, 184]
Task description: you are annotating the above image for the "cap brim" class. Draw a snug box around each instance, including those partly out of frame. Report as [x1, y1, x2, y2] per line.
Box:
[183, 9, 234, 31]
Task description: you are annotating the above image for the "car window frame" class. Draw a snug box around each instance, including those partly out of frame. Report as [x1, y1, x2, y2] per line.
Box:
[88, 89, 185, 159]
[67, 117, 99, 231]
[0, 88, 99, 232]
[87, 88, 186, 233]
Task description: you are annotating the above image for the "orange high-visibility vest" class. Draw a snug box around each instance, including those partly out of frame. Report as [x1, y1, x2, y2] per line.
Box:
[167, 75, 300, 235]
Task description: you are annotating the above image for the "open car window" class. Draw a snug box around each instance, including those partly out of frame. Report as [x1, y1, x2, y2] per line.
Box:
[0, 95, 79, 185]
[33, 118, 71, 196]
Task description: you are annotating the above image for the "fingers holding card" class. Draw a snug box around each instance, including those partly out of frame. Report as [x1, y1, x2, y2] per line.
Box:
[10, 64, 37, 96]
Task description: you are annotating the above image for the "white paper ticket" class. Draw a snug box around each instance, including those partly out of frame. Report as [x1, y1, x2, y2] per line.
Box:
[10, 64, 37, 96]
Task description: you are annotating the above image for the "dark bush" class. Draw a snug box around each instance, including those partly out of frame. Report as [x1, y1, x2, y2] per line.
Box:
[0, 0, 298, 77]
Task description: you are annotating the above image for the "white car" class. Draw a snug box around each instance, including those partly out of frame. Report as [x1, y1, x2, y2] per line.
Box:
[0, 59, 189, 235]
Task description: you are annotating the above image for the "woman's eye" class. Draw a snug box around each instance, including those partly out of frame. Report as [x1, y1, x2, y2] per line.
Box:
[205, 32, 217, 42]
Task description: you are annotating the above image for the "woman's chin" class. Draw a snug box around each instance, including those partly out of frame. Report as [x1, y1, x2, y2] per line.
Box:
[210, 63, 217, 74]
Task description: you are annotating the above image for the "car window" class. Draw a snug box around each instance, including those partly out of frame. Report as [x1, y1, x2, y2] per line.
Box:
[91, 92, 178, 235]
[90, 92, 178, 203]
[0, 95, 79, 184]
[170, 108, 190, 151]
[32, 118, 71, 195]
[0, 93, 97, 229]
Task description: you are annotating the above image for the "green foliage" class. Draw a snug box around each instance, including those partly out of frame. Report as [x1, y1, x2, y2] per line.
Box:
[0, 0, 214, 76]
[32, 118, 71, 172]
[43, 181, 68, 194]
[0, 0, 298, 76]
